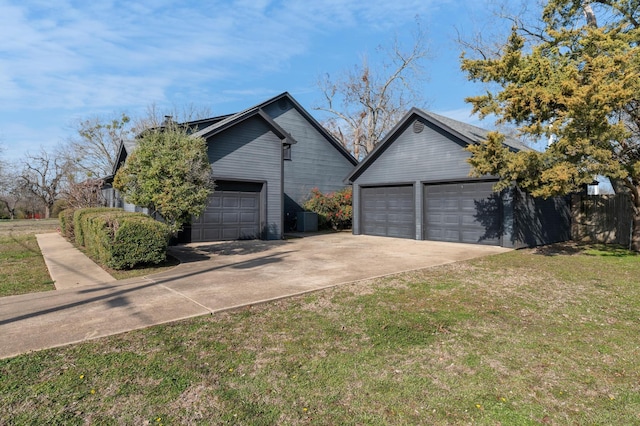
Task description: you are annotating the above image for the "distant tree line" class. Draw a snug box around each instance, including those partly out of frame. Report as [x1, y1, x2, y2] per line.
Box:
[0, 105, 212, 221]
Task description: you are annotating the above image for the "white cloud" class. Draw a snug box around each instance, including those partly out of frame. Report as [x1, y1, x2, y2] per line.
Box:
[0, 0, 450, 161]
[0, 0, 443, 112]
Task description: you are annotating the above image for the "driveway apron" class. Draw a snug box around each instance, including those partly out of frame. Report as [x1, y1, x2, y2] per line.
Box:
[0, 233, 510, 359]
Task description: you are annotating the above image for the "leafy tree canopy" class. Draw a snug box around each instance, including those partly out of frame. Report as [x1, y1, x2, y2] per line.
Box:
[113, 124, 213, 233]
[460, 0, 640, 250]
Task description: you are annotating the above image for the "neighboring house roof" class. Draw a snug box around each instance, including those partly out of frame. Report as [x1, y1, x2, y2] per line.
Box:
[107, 138, 139, 178]
[346, 107, 530, 183]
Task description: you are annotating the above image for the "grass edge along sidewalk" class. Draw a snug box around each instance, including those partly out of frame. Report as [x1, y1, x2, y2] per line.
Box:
[0, 219, 58, 296]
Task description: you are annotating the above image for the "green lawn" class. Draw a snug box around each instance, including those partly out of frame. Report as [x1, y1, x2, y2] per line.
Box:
[0, 219, 179, 296]
[1, 244, 638, 424]
[0, 220, 58, 296]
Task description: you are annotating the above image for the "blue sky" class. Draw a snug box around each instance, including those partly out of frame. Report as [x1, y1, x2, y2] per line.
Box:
[0, 0, 509, 164]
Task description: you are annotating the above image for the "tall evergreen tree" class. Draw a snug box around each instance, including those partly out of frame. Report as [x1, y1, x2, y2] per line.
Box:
[461, 0, 640, 250]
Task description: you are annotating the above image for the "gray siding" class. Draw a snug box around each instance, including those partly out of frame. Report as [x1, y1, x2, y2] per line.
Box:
[263, 101, 356, 230]
[355, 118, 474, 185]
[207, 116, 283, 239]
[353, 118, 479, 239]
[512, 188, 571, 248]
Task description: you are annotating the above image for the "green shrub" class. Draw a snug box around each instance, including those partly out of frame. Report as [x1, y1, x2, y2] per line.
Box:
[73, 207, 121, 247]
[76, 209, 170, 270]
[303, 187, 353, 230]
[59, 208, 76, 241]
[108, 216, 170, 269]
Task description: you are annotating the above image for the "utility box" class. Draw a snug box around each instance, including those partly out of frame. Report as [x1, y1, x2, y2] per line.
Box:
[297, 212, 318, 232]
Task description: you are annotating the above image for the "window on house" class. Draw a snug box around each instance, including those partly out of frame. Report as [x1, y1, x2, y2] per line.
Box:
[283, 143, 292, 160]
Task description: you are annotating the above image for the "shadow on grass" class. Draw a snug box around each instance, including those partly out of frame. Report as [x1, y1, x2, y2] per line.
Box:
[533, 241, 637, 257]
[582, 244, 638, 257]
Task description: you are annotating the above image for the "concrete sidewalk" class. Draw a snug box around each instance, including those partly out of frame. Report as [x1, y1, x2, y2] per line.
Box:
[36, 233, 115, 289]
[0, 232, 511, 359]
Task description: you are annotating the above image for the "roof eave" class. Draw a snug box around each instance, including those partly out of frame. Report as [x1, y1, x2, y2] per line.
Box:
[193, 106, 297, 145]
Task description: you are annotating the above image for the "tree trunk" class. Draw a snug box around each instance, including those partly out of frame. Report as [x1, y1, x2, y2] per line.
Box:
[631, 184, 640, 252]
[632, 212, 640, 252]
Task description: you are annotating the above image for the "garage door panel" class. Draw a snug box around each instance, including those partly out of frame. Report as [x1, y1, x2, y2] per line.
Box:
[461, 213, 480, 226]
[201, 211, 220, 224]
[201, 229, 221, 241]
[361, 185, 414, 239]
[191, 186, 261, 242]
[424, 182, 501, 245]
[240, 211, 258, 223]
[240, 197, 257, 208]
[387, 226, 413, 238]
[222, 197, 239, 208]
[208, 197, 221, 208]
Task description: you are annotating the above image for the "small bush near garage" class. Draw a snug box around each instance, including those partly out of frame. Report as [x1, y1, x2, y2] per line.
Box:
[107, 216, 170, 270]
[59, 208, 76, 241]
[73, 208, 170, 270]
[303, 187, 352, 230]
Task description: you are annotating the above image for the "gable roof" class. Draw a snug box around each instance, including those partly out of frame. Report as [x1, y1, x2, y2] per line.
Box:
[346, 108, 530, 183]
[192, 106, 296, 143]
[419, 109, 529, 152]
[191, 92, 357, 166]
[108, 92, 358, 179]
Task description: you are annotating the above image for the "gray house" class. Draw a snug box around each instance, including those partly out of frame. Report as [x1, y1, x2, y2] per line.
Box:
[345, 108, 571, 248]
[105, 92, 357, 242]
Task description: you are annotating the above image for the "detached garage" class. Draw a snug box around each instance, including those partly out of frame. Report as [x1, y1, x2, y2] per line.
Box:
[346, 109, 571, 248]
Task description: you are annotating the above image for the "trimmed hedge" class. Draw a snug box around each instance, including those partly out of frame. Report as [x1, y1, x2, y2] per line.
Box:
[73, 208, 122, 247]
[107, 216, 170, 269]
[59, 208, 76, 241]
[73, 208, 170, 270]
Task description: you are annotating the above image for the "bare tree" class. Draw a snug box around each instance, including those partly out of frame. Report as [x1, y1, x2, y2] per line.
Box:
[315, 21, 430, 159]
[0, 166, 21, 219]
[20, 148, 72, 218]
[60, 178, 106, 209]
[67, 112, 133, 179]
[131, 102, 214, 135]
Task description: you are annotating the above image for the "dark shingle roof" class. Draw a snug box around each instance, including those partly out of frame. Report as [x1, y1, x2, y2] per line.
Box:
[418, 109, 529, 152]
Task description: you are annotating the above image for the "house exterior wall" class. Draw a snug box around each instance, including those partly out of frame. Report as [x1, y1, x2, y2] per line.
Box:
[207, 115, 283, 239]
[352, 118, 498, 240]
[512, 188, 571, 248]
[263, 100, 356, 230]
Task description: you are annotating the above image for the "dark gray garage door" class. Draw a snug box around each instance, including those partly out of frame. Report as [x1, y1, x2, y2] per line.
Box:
[191, 182, 262, 242]
[361, 185, 414, 239]
[423, 181, 501, 245]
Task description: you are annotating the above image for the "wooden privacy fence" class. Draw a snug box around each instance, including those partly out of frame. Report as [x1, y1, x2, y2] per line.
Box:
[571, 194, 633, 247]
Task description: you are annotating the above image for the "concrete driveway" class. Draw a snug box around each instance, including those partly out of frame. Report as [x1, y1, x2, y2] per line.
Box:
[0, 233, 510, 359]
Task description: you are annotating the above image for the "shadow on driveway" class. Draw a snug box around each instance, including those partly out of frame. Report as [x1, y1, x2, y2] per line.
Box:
[169, 239, 289, 262]
[0, 250, 293, 327]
